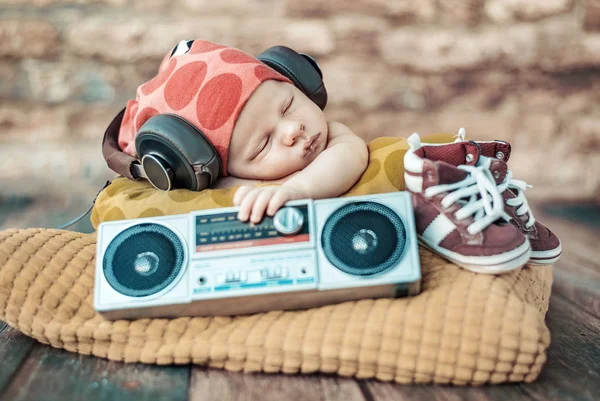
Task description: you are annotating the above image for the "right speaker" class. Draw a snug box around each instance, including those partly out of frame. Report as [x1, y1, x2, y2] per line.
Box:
[314, 192, 421, 297]
[321, 201, 407, 276]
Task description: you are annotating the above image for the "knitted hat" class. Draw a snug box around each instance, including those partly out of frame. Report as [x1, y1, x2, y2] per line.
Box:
[118, 40, 292, 176]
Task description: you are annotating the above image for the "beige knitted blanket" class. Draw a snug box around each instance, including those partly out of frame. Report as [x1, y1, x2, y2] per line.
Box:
[0, 135, 552, 384]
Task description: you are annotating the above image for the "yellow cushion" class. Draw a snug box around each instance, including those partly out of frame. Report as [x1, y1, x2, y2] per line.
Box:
[90, 135, 417, 228]
[0, 135, 553, 384]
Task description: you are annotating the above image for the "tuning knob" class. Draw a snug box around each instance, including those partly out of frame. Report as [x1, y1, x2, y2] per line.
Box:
[273, 207, 304, 235]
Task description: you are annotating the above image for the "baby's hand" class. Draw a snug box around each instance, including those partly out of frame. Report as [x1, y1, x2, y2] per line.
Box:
[233, 185, 308, 223]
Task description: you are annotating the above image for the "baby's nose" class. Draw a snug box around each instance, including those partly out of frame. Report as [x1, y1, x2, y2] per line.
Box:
[282, 122, 305, 146]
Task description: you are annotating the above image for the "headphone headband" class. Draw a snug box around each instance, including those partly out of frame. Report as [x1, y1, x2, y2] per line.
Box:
[257, 46, 327, 110]
[102, 108, 139, 181]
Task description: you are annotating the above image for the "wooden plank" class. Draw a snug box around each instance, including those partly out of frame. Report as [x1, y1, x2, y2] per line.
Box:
[531, 203, 600, 318]
[552, 259, 600, 318]
[365, 378, 533, 401]
[189, 368, 366, 401]
[518, 294, 600, 401]
[531, 203, 600, 261]
[540, 202, 600, 233]
[1, 345, 190, 401]
[0, 322, 35, 396]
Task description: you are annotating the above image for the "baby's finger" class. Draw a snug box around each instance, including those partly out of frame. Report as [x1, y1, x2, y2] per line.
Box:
[237, 188, 262, 221]
[250, 188, 275, 223]
[233, 185, 253, 206]
[267, 189, 291, 216]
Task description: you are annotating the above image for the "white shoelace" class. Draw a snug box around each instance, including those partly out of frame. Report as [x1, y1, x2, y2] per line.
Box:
[496, 170, 536, 229]
[448, 126, 536, 229]
[424, 165, 504, 235]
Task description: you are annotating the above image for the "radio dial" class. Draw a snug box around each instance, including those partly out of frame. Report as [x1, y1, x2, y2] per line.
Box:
[273, 207, 304, 235]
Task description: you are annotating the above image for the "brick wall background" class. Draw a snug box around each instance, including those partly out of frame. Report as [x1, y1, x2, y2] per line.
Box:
[1, 0, 599, 201]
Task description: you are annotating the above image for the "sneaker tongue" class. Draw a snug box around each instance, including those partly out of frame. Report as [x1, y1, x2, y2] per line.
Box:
[436, 161, 468, 184]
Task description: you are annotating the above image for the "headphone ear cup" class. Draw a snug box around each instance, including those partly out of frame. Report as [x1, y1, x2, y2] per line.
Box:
[257, 46, 328, 110]
[135, 114, 221, 191]
[299, 53, 323, 78]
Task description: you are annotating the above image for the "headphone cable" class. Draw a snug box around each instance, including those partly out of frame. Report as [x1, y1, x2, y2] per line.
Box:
[55, 180, 112, 230]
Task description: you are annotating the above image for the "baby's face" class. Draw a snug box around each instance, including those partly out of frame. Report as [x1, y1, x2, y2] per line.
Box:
[228, 80, 328, 180]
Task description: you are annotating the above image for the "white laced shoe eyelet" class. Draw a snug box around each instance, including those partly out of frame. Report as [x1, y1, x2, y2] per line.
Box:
[496, 151, 504, 160]
[466, 154, 474, 163]
[426, 171, 434, 180]
[493, 170, 500, 179]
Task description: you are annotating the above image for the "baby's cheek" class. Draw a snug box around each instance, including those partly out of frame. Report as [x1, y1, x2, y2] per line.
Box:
[226, 154, 251, 179]
[280, 153, 305, 170]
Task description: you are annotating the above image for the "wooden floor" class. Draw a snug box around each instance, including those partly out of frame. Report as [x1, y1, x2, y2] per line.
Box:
[0, 200, 599, 401]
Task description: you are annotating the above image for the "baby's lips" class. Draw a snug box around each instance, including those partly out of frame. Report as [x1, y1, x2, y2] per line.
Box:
[303, 132, 321, 150]
[303, 132, 321, 156]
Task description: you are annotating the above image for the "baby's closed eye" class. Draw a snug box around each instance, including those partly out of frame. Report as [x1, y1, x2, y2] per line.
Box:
[281, 95, 294, 115]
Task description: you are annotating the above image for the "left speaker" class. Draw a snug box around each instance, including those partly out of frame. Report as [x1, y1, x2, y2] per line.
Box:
[102, 222, 188, 298]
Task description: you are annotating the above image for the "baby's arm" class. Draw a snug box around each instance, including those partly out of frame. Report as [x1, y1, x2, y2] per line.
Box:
[235, 121, 368, 223]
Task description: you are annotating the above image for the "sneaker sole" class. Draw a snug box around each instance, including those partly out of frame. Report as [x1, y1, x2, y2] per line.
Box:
[418, 236, 531, 275]
[529, 243, 562, 265]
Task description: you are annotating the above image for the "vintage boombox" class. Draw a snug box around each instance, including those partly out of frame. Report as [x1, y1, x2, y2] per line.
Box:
[94, 192, 421, 319]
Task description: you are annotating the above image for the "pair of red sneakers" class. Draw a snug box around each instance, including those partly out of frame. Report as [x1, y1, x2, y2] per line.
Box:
[404, 129, 561, 274]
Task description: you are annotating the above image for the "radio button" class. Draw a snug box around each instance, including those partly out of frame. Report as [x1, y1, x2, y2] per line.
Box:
[225, 271, 246, 283]
[216, 274, 227, 284]
[263, 266, 288, 279]
[273, 207, 304, 235]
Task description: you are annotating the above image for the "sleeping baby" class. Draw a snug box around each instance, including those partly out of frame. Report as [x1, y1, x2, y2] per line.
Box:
[117, 39, 369, 224]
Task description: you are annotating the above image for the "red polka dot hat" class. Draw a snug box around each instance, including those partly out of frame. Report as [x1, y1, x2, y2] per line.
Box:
[118, 40, 292, 176]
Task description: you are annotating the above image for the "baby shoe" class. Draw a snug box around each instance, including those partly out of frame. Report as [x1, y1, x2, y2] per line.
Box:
[404, 133, 531, 274]
[454, 129, 562, 265]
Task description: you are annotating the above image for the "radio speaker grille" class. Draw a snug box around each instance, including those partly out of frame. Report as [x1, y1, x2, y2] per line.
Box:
[321, 202, 406, 276]
[103, 223, 185, 297]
